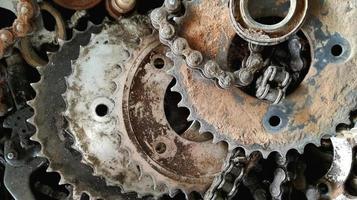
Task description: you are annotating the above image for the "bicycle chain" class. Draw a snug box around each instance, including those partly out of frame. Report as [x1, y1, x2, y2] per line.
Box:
[204, 149, 246, 200]
[150, 0, 302, 104]
[0, 0, 39, 58]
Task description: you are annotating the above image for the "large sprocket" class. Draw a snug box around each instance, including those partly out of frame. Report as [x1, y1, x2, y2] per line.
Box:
[30, 14, 227, 199]
[166, 0, 357, 158]
[29, 23, 140, 199]
[63, 16, 226, 198]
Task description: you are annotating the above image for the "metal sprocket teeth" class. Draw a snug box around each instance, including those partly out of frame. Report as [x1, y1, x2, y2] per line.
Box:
[62, 15, 227, 198]
[28, 22, 141, 200]
[62, 17, 169, 197]
[153, 0, 357, 160]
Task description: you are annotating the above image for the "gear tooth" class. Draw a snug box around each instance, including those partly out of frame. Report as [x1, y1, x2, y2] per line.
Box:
[70, 59, 76, 66]
[26, 116, 35, 125]
[296, 146, 305, 154]
[170, 82, 180, 92]
[227, 141, 237, 151]
[46, 166, 53, 173]
[87, 20, 95, 27]
[187, 113, 194, 121]
[79, 45, 85, 54]
[58, 177, 67, 185]
[177, 100, 184, 107]
[260, 151, 270, 159]
[29, 133, 39, 142]
[90, 33, 97, 41]
[62, 110, 70, 119]
[58, 38, 65, 46]
[26, 99, 35, 107]
[212, 134, 220, 144]
[30, 82, 39, 89]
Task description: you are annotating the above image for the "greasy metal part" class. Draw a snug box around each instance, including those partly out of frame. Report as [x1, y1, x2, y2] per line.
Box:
[29, 23, 141, 200]
[53, 0, 102, 10]
[19, 1, 67, 67]
[229, 0, 309, 45]
[0, 64, 12, 116]
[105, 0, 136, 18]
[0, 0, 39, 58]
[5, 53, 34, 109]
[64, 17, 226, 197]
[167, 0, 357, 158]
[305, 134, 355, 200]
[4, 157, 47, 200]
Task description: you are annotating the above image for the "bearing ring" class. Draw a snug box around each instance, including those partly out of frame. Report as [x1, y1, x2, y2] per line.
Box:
[229, 0, 308, 45]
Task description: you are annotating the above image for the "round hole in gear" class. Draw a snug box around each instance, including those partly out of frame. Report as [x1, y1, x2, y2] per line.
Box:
[331, 44, 343, 57]
[228, 30, 312, 98]
[95, 104, 109, 117]
[155, 142, 167, 154]
[152, 57, 166, 69]
[268, 116, 281, 127]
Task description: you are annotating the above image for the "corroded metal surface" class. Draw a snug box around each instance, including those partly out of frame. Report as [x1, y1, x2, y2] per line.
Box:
[19, 1, 66, 67]
[229, 0, 309, 45]
[169, 0, 357, 157]
[64, 17, 226, 197]
[105, 0, 136, 18]
[0, 0, 39, 58]
[30, 24, 140, 200]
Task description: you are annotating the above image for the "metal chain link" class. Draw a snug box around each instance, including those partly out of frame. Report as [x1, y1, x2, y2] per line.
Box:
[0, 0, 39, 58]
[150, 0, 302, 104]
[204, 149, 246, 200]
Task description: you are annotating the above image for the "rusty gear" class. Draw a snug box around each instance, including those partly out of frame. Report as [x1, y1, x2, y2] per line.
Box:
[29, 22, 141, 200]
[30, 15, 226, 199]
[154, 0, 357, 158]
[63, 16, 226, 197]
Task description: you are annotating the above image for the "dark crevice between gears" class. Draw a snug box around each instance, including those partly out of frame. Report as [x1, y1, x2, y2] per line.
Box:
[30, 164, 71, 200]
[230, 141, 335, 200]
[136, 0, 165, 14]
[164, 79, 192, 135]
[164, 78, 213, 142]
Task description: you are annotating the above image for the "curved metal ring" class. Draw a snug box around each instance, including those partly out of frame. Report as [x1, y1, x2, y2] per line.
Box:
[19, 1, 66, 67]
[229, 0, 308, 45]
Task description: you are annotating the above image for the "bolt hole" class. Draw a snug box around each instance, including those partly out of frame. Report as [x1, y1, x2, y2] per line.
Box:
[269, 116, 281, 127]
[95, 104, 109, 117]
[153, 57, 165, 69]
[318, 183, 329, 195]
[331, 44, 343, 57]
[155, 142, 166, 154]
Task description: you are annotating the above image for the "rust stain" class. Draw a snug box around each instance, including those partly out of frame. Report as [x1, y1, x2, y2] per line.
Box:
[172, 0, 357, 153]
[179, 1, 236, 59]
